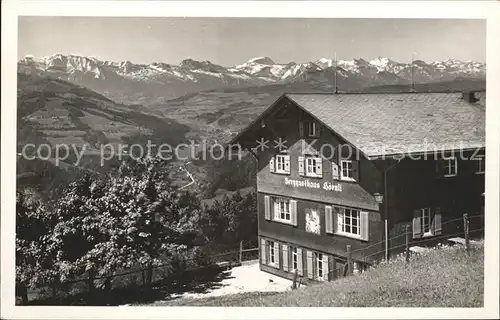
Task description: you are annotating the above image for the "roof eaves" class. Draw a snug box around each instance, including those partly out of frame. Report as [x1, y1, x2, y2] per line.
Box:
[367, 146, 486, 160]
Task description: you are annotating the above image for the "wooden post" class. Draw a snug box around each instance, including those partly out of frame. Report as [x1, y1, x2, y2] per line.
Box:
[239, 240, 243, 264]
[292, 269, 298, 290]
[346, 245, 353, 275]
[463, 213, 470, 251]
[405, 224, 411, 263]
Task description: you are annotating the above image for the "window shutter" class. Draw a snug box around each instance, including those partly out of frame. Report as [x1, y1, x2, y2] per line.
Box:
[412, 209, 422, 239]
[330, 257, 336, 281]
[282, 244, 289, 272]
[325, 205, 333, 234]
[322, 255, 329, 281]
[264, 195, 271, 221]
[283, 155, 290, 174]
[335, 206, 343, 233]
[261, 238, 267, 265]
[360, 211, 369, 241]
[269, 157, 275, 173]
[298, 156, 305, 176]
[299, 121, 304, 137]
[306, 250, 314, 279]
[297, 248, 303, 276]
[314, 122, 321, 137]
[352, 160, 359, 181]
[332, 162, 339, 180]
[290, 200, 298, 226]
[274, 242, 280, 268]
[315, 157, 323, 178]
[433, 207, 442, 235]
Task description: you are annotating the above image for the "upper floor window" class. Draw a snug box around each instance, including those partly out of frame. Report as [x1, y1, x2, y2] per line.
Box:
[264, 195, 297, 225]
[341, 160, 354, 181]
[305, 156, 322, 178]
[475, 155, 485, 174]
[275, 155, 289, 174]
[308, 121, 318, 137]
[443, 157, 457, 177]
[327, 205, 368, 240]
[299, 120, 320, 138]
[273, 197, 291, 222]
[269, 154, 290, 175]
[337, 207, 360, 237]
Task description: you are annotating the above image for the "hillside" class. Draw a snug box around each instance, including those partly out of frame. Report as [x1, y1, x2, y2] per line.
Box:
[16, 73, 193, 195]
[153, 242, 484, 307]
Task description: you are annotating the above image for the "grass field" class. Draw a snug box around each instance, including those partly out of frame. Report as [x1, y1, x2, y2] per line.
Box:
[153, 241, 483, 307]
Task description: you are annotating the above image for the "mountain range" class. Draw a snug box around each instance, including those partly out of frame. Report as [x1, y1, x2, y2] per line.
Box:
[18, 54, 486, 106]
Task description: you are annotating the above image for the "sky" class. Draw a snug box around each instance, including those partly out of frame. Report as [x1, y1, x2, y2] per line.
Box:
[18, 17, 486, 66]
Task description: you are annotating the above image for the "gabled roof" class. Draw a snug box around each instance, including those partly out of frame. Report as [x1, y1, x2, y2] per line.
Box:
[284, 92, 485, 158]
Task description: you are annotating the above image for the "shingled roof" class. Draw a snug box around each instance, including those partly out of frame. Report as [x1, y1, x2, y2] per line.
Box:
[285, 92, 485, 158]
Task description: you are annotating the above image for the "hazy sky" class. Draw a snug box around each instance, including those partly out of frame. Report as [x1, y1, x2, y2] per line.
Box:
[18, 17, 486, 66]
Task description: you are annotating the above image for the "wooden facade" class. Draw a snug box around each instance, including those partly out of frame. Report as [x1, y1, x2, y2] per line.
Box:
[231, 94, 485, 284]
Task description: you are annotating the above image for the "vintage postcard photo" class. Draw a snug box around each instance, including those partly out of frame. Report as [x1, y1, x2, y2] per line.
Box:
[1, 1, 499, 319]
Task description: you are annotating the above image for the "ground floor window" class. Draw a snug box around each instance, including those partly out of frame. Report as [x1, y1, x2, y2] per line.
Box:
[268, 240, 276, 265]
[412, 207, 442, 239]
[291, 247, 298, 270]
[421, 208, 432, 235]
[314, 252, 324, 280]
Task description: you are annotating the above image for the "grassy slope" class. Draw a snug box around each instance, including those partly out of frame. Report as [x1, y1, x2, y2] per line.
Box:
[155, 242, 484, 307]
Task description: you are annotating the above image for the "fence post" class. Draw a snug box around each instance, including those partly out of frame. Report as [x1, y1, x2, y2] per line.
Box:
[463, 213, 470, 251]
[346, 245, 352, 275]
[405, 224, 411, 263]
[239, 240, 243, 264]
[292, 269, 298, 290]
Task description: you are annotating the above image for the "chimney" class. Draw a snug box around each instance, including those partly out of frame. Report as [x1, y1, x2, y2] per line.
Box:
[462, 91, 478, 103]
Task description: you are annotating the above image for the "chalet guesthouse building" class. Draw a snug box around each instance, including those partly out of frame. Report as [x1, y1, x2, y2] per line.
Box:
[229, 91, 485, 283]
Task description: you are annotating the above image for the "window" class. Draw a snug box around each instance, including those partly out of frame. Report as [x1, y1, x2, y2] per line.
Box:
[314, 252, 324, 280]
[338, 207, 360, 236]
[308, 121, 317, 137]
[305, 156, 322, 177]
[420, 208, 432, 236]
[341, 160, 354, 181]
[291, 247, 298, 271]
[268, 240, 276, 265]
[412, 207, 442, 239]
[475, 155, 485, 174]
[444, 157, 457, 177]
[275, 155, 288, 174]
[274, 198, 291, 222]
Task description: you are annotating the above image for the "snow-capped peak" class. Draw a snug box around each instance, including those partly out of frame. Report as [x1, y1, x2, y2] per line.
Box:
[245, 57, 276, 65]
